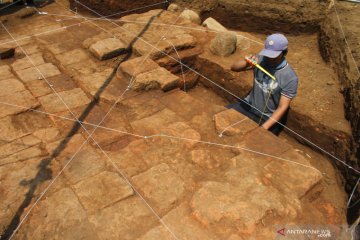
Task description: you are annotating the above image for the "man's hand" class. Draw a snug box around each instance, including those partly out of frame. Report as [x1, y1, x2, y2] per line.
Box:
[244, 55, 259, 66]
[262, 95, 291, 130]
[231, 54, 258, 72]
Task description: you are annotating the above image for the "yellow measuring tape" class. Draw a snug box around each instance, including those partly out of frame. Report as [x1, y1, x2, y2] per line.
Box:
[245, 57, 276, 81]
[245, 57, 276, 125]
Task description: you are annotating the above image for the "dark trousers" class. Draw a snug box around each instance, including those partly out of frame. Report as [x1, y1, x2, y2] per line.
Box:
[227, 100, 288, 136]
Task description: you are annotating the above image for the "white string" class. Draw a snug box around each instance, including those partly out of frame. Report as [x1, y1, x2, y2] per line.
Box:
[163, 38, 187, 91]
[0, 12, 263, 47]
[63, 4, 359, 174]
[2, 1, 358, 237]
[219, 118, 248, 137]
[4, 2, 182, 239]
[0, 99, 321, 173]
[347, 176, 360, 208]
[0, 0, 22, 11]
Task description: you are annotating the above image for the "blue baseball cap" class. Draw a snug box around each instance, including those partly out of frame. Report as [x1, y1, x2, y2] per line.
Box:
[259, 34, 288, 58]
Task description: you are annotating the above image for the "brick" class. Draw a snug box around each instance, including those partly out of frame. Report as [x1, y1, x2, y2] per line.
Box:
[0, 145, 44, 165]
[190, 149, 219, 169]
[214, 109, 258, 136]
[118, 56, 159, 79]
[11, 53, 45, 71]
[73, 171, 134, 213]
[33, 127, 61, 143]
[121, 91, 166, 121]
[89, 38, 127, 60]
[0, 116, 30, 142]
[60, 146, 106, 185]
[0, 78, 26, 97]
[38, 88, 90, 114]
[133, 67, 179, 92]
[191, 181, 301, 234]
[15, 63, 61, 82]
[130, 108, 182, 135]
[89, 197, 158, 240]
[134, 34, 196, 60]
[56, 48, 89, 66]
[140, 203, 216, 240]
[20, 188, 89, 239]
[132, 163, 185, 214]
[0, 65, 14, 80]
[77, 68, 126, 103]
[263, 149, 323, 198]
[26, 74, 77, 97]
[107, 148, 148, 177]
[0, 90, 39, 118]
[160, 90, 209, 121]
[235, 127, 292, 156]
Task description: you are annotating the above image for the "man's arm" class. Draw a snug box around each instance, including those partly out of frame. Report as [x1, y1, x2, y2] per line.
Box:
[231, 55, 258, 72]
[262, 95, 291, 130]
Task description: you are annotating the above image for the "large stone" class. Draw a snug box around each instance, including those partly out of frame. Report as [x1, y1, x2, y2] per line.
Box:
[132, 163, 185, 214]
[73, 171, 134, 213]
[118, 56, 159, 80]
[132, 67, 179, 92]
[210, 32, 237, 57]
[179, 9, 201, 25]
[0, 47, 15, 59]
[89, 197, 158, 240]
[0, 65, 15, 80]
[0, 90, 39, 118]
[0, 78, 26, 97]
[202, 17, 228, 32]
[56, 48, 89, 66]
[190, 181, 301, 234]
[263, 149, 323, 198]
[214, 109, 258, 136]
[38, 88, 90, 114]
[11, 53, 45, 71]
[89, 38, 127, 60]
[15, 63, 61, 82]
[167, 3, 180, 12]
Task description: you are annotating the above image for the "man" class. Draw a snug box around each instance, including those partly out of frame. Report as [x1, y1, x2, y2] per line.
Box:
[229, 33, 298, 135]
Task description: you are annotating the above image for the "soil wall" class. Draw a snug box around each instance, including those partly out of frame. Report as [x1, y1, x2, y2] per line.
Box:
[69, 0, 169, 17]
[173, 0, 331, 33]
